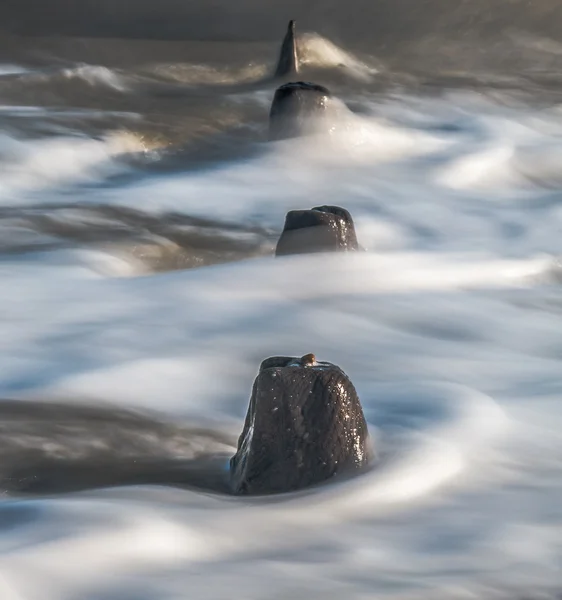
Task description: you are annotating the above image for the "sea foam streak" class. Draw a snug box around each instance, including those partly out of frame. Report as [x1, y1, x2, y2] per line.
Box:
[0, 132, 144, 199]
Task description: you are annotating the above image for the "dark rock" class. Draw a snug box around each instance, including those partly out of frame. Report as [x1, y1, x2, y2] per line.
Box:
[274, 19, 299, 79]
[269, 81, 332, 141]
[275, 205, 359, 256]
[230, 354, 371, 495]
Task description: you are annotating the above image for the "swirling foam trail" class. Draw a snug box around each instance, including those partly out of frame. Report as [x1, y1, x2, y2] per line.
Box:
[59, 64, 129, 91]
[166, 382, 510, 561]
[298, 33, 378, 81]
[0, 383, 510, 590]
[0, 132, 143, 198]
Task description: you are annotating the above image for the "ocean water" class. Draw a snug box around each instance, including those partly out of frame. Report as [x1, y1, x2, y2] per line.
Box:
[0, 3, 561, 599]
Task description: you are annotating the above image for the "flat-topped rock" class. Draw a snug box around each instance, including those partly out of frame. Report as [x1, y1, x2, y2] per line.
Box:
[275, 205, 360, 256]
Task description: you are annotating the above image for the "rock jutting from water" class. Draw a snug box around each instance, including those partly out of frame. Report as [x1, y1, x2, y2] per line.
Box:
[230, 353, 372, 495]
[269, 81, 333, 141]
[275, 205, 360, 256]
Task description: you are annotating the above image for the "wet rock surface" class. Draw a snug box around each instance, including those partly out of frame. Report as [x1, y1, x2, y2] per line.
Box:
[275, 205, 359, 256]
[230, 353, 372, 495]
[269, 81, 332, 141]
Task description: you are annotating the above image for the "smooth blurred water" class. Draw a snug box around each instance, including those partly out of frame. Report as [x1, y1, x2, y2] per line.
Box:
[0, 14, 561, 600]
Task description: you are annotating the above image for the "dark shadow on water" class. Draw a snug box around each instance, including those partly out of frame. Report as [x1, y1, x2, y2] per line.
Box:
[7, 455, 232, 496]
[0, 399, 235, 497]
[0, 203, 278, 270]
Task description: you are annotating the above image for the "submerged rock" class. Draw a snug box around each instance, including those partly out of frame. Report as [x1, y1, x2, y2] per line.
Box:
[230, 354, 371, 495]
[275, 205, 359, 256]
[269, 81, 332, 141]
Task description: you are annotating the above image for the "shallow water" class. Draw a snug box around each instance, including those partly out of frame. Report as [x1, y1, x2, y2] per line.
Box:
[0, 5, 561, 600]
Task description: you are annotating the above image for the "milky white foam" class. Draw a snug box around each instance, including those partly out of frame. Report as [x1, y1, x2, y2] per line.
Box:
[0, 64, 30, 76]
[0, 89, 560, 600]
[299, 33, 378, 81]
[0, 132, 144, 199]
[59, 64, 129, 91]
